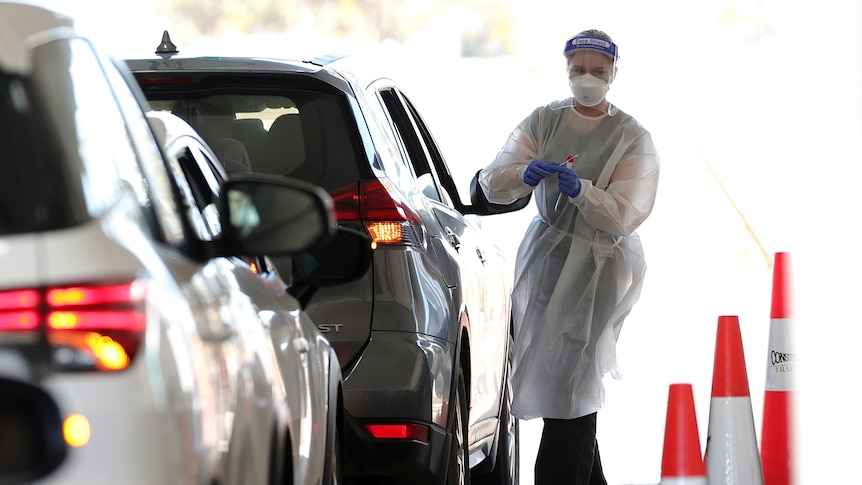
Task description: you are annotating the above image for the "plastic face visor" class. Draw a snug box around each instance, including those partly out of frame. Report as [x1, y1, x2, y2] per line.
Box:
[563, 36, 619, 60]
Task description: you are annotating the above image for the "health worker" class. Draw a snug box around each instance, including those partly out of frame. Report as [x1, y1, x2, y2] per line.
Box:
[478, 29, 661, 484]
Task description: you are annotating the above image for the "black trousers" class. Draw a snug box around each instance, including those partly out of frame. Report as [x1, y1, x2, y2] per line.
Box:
[534, 413, 607, 485]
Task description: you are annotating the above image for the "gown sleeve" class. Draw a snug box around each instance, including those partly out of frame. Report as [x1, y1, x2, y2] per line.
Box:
[573, 132, 660, 237]
[478, 112, 540, 205]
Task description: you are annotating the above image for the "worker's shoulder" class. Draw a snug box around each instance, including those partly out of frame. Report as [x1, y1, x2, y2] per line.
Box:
[523, 99, 571, 122]
[610, 106, 652, 135]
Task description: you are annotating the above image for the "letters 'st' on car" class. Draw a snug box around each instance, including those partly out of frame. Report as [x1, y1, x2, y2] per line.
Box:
[127, 32, 528, 484]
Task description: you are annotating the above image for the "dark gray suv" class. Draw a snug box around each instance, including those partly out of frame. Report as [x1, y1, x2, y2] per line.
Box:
[128, 37, 527, 484]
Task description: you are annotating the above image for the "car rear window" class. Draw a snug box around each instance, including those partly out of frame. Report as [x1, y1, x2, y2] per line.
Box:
[139, 81, 363, 191]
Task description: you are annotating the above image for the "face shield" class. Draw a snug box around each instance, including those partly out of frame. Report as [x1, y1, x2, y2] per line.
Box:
[563, 36, 618, 107]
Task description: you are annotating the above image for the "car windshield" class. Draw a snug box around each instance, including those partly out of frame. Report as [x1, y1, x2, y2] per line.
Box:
[144, 87, 363, 191]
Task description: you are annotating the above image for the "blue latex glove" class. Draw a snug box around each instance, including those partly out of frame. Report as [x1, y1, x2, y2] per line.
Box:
[551, 165, 582, 198]
[523, 160, 555, 186]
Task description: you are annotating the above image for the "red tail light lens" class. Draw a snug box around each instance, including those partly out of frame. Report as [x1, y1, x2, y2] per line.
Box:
[365, 423, 429, 443]
[329, 179, 423, 246]
[329, 182, 361, 222]
[0, 289, 40, 330]
[0, 282, 147, 372]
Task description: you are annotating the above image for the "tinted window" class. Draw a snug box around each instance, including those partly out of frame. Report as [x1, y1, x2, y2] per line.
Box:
[141, 84, 363, 191]
[358, 83, 417, 193]
[97, 54, 186, 245]
[0, 75, 52, 234]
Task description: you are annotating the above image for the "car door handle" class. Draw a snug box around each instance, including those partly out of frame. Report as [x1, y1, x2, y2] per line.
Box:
[444, 227, 461, 251]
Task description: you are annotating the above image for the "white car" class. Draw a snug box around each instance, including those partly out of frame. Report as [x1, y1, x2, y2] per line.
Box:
[0, 3, 366, 484]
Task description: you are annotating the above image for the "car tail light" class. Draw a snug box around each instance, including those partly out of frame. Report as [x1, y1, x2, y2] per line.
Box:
[239, 256, 260, 274]
[0, 281, 147, 372]
[365, 423, 429, 443]
[0, 289, 40, 330]
[330, 179, 424, 247]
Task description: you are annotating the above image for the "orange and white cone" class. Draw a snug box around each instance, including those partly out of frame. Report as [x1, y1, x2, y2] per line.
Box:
[659, 383, 707, 485]
[761, 252, 795, 485]
[705, 315, 764, 484]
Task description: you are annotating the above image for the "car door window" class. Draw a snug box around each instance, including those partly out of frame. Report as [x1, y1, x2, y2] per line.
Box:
[378, 88, 454, 208]
[399, 93, 465, 210]
[183, 142, 227, 240]
[93, 42, 187, 246]
[362, 84, 417, 189]
[166, 145, 214, 242]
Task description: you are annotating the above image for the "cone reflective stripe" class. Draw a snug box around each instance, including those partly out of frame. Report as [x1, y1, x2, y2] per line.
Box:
[705, 315, 764, 484]
[660, 383, 707, 485]
[761, 252, 795, 485]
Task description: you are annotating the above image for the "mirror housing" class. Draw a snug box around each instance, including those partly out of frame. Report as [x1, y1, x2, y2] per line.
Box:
[218, 174, 336, 256]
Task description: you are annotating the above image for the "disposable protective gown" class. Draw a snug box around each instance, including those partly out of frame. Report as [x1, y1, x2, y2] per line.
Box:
[479, 99, 660, 419]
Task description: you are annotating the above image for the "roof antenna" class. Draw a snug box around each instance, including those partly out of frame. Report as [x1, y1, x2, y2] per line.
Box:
[155, 30, 178, 58]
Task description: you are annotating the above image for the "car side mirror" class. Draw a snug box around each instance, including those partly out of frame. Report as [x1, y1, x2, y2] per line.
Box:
[0, 377, 67, 483]
[468, 169, 531, 215]
[218, 174, 336, 256]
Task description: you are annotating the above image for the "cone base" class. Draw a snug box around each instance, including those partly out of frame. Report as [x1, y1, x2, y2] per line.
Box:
[706, 397, 764, 484]
[761, 390, 793, 485]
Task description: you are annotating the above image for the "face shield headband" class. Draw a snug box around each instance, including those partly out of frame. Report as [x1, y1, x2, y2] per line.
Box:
[563, 36, 619, 60]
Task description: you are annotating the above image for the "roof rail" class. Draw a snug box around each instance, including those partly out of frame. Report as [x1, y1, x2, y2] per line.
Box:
[307, 53, 349, 66]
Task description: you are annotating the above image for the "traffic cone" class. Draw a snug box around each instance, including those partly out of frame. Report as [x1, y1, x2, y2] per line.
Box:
[704, 315, 764, 484]
[660, 383, 707, 485]
[761, 252, 795, 485]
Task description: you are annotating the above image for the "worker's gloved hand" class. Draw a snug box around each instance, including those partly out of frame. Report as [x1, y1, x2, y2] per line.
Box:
[555, 165, 582, 198]
[523, 160, 555, 186]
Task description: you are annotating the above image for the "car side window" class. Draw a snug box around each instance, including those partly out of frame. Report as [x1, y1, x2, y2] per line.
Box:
[378, 87, 454, 208]
[361, 84, 416, 188]
[165, 145, 214, 242]
[177, 142, 224, 241]
[399, 92, 464, 209]
[38, 39, 141, 216]
[95, 49, 187, 246]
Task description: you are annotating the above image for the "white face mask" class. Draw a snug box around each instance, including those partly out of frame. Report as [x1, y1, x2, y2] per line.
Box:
[569, 74, 609, 107]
